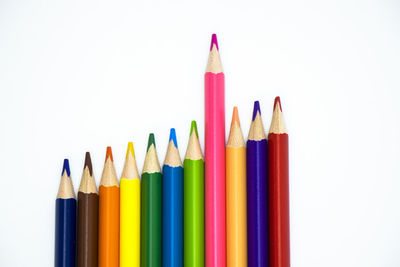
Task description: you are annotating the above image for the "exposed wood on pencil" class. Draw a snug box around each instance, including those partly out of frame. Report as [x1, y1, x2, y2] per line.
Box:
[143, 141, 161, 174]
[100, 147, 119, 187]
[164, 141, 182, 167]
[185, 122, 203, 160]
[57, 166, 76, 199]
[269, 96, 288, 134]
[248, 101, 266, 141]
[121, 142, 140, 180]
[79, 152, 98, 194]
[206, 34, 223, 73]
[227, 106, 245, 148]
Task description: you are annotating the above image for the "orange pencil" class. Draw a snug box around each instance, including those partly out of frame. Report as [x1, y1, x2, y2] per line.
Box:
[226, 107, 247, 267]
[99, 147, 120, 267]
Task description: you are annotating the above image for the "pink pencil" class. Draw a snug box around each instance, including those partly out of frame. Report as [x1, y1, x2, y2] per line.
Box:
[205, 33, 226, 267]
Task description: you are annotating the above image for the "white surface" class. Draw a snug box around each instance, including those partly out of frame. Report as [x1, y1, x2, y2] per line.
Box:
[1, 0, 399, 266]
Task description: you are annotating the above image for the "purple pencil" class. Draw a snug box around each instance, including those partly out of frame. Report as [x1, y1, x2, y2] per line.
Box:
[247, 101, 269, 267]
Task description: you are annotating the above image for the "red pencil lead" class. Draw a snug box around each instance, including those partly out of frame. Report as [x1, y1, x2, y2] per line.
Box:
[274, 96, 282, 112]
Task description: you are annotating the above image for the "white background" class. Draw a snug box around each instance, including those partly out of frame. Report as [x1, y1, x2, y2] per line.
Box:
[0, 0, 399, 266]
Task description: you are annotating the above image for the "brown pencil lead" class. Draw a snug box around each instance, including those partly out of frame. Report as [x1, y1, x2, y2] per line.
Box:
[84, 152, 93, 176]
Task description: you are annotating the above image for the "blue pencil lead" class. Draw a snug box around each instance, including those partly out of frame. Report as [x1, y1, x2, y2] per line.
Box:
[252, 101, 261, 121]
[62, 159, 71, 177]
[169, 128, 178, 148]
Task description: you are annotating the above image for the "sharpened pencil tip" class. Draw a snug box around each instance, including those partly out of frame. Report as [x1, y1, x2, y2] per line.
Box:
[84, 152, 93, 176]
[274, 96, 282, 112]
[210, 33, 219, 51]
[147, 133, 156, 151]
[106, 146, 113, 162]
[169, 128, 178, 148]
[126, 142, 135, 158]
[232, 106, 240, 126]
[252, 101, 261, 121]
[62, 159, 71, 177]
[190, 120, 199, 138]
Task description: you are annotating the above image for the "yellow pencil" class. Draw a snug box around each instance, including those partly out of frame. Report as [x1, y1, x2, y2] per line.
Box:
[120, 142, 141, 267]
[226, 107, 247, 267]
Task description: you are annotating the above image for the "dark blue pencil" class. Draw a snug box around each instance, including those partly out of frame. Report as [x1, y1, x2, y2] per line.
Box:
[247, 101, 269, 267]
[55, 159, 77, 267]
[162, 128, 183, 267]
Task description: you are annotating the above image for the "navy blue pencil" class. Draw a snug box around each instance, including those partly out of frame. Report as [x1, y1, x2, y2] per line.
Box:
[162, 128, 183, 267]
[247, 101, 269, 267]
[55, 159, 77, 267]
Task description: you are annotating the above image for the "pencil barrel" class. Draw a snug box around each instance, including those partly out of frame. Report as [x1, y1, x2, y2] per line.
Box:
[226, 146, 247, 267]
[98, 186, 120, 267]
[204, 72, 226, 267]
[141, 172, 162, 267]
[77, 192, 98, 267]
[246, 139, 268, 267]
[268, 133, 290, 267]
[55, 198, 77, 267]
[183, 158, 205, 267]
[162, 165, 183, 267]
[120, 178, 141, 267]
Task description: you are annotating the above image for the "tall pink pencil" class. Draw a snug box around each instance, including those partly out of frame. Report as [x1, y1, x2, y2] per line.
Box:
[205, 33, 226, 267]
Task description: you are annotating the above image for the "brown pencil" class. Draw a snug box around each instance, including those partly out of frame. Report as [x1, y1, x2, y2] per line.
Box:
[77, 152, 99, 267]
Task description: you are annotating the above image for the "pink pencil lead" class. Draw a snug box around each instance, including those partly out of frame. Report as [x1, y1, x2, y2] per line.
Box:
[210, 34, 219, 51]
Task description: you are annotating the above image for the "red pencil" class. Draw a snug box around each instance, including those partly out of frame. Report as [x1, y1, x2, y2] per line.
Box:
[268, 97, 290, 267]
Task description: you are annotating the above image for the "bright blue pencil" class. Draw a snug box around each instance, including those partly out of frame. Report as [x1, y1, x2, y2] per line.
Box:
[162, 128, 183, 267]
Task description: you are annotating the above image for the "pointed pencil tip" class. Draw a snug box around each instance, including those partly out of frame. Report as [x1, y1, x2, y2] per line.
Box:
[252, 101, 261, 121]
[126, 142, 135, 158]
[232, 106, 240, 126]
[105, 146, 113, 162]
[62, 159, 71, 177]
[147, 133, 156, 151]
[274, 96, 282, 112]
[169, 128, 178, 148]
[210, 33, 219, 51]
[190, 120, 199, 138]
[84, 152, 93, 176]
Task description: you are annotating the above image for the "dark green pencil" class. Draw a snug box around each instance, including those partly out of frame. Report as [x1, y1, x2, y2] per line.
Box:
[141, 133, 162, 267]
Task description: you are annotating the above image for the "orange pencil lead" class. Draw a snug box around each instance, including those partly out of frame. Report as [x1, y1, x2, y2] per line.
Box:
[231, 106, 240, 127]
[106, 146, 114, 162]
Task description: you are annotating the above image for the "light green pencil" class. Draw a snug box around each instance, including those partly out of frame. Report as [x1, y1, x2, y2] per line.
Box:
[183, 121, 205, 267]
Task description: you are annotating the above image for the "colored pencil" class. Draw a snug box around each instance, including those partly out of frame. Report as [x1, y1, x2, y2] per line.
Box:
[183, 121, 205, 267]
[55, 159, 77, 267]
[77, 152, 99, 267]
[247, 101, 268, 267]
[120, 142, 141, 267]
[162, 128, 183, 267]
[99, 147, 120, 267]
[205, 33, 226, 267]
[226, 107, 247, 267]
[268, 97, 290, 267]
[141, 133, 162, 267]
